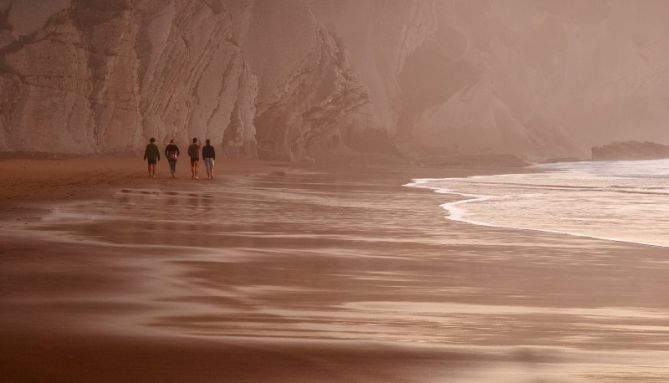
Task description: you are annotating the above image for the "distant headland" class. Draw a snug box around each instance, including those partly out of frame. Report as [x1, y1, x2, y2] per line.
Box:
[592, 141, 669, 161]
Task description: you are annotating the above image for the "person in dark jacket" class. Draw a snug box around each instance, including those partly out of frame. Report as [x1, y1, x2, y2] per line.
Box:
[187, 137, 200, 180]
[143, 137, 160, 178]
[202, 139, 216, 180]
[164, 139, 180, 178]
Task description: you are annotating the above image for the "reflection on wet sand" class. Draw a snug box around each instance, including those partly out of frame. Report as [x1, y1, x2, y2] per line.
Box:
[2, 172, 669, 381]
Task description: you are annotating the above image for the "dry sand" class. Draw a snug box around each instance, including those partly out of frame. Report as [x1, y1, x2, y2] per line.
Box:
[2, 155, 669, 382]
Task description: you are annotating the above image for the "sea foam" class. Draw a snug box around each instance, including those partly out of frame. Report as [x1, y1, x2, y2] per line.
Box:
[406, 159, 669, 248]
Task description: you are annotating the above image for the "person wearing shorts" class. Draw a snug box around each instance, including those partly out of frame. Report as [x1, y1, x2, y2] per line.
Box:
[202, 139, 216, 180]
[164, 139, 180, 178]
[143, 137, 160, 178]
[187, 137, 200, 179]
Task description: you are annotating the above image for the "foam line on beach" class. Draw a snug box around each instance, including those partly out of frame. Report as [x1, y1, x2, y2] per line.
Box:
[342, 301, 669, 321]
[405, 177, 669, 249]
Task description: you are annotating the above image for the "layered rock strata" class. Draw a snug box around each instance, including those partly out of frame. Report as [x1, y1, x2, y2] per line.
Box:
[2, 1, 669, 161]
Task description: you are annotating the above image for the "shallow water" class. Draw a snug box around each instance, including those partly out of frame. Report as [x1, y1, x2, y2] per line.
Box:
[408, 159, 669, 247]
[3, 170, 669, 381]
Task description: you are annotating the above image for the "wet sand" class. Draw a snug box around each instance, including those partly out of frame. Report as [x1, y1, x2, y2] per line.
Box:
[2, 156, 669, 382]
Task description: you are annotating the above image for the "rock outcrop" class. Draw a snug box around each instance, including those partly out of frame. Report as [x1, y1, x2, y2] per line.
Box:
[592, 141, 669, 161]
[2, 1, 669, 161]
[0, 0, 386, 160]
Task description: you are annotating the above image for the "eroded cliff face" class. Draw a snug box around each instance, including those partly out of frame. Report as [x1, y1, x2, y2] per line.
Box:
[0, 0, 260, 156]
[2, 0, 669, 161]
[306, 0, 669, 161]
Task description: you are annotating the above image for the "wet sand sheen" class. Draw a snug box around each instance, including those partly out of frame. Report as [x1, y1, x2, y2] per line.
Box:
[3, 167, 669, 382]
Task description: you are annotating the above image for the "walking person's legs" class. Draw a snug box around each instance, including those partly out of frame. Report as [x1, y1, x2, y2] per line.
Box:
[191, 159, 199, 179]
[205, 158, 214, 179]
[169, 160, 177, 178]
[148, 161, 157, 178]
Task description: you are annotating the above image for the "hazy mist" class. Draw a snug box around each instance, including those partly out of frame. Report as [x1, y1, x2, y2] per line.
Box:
[2, 0, 669, 160]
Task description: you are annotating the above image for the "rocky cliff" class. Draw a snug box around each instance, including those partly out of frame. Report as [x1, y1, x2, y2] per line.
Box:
[2, 1, 669, 161]
[0, 0, 382, 160]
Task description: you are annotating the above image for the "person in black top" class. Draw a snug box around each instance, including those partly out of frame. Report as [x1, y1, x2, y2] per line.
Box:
[143, 137, 160, 178]
[164, 139, 180, 178]
[202, 139, 216, 180]
[187, 137, 200, 180]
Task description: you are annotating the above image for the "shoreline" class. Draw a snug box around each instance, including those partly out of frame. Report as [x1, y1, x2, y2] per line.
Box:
[407, 160, 669, 249]
[0, 154, 293, 226]
[0, 154, 292, 204]
[407, 177, 669, 250]
[3, 154, 669, 381]
[0, 153, 526, 211]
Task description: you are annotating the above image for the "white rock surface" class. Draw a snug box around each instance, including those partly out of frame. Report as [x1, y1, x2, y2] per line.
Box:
[1, 0, 669, 161]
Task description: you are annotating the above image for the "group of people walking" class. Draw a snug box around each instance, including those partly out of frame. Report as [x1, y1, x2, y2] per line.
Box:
[143, 137, 216, 180]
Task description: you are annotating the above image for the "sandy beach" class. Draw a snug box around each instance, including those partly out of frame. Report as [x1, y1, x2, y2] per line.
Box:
[2, 155, 669, 382]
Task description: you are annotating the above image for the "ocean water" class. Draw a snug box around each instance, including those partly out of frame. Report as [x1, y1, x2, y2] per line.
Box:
[407, 159, 669, 247]
[6, 169, 669, 380]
